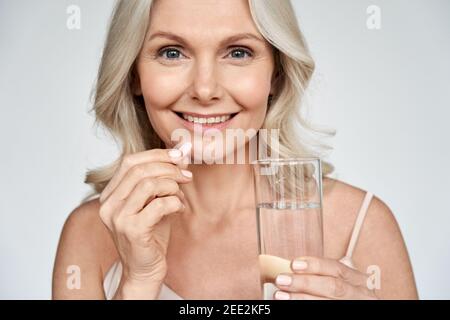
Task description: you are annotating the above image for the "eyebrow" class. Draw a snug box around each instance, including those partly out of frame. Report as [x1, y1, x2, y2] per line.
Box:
[147, 31, 266, 46]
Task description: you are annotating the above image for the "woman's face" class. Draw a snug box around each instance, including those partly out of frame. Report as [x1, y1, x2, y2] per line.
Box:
[134, 0, 276, 163]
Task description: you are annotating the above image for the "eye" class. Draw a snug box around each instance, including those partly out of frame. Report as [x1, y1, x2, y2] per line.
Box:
[156, 46, 254, 61]
[157, 47, 186, 60]
[228, 47, 253, 59]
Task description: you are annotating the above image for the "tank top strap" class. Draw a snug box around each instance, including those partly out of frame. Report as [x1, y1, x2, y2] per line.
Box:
[339, 191, 374, 269]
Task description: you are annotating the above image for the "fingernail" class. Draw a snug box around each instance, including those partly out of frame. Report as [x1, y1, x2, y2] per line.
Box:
[275, 291, 290, 300]
[181, 170, 192, 178]
[292, 259, 308, 271]
[168, 149, 182, 158]
[178, 142, 192, 157]
[276, 274, 292, 286]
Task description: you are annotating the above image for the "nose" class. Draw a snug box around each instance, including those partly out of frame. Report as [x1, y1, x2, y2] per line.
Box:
[188, 56, 223, 105]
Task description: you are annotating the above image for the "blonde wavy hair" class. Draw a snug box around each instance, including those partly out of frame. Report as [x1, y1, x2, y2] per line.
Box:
[83, 0, 336, 202]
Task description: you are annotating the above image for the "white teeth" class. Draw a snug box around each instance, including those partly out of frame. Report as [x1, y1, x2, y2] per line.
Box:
[182, 113, 232, 124]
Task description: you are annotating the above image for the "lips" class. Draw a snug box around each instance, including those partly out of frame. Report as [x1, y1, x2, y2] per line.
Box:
[176, 112, 237, 121]
[173, 111, 238, 132]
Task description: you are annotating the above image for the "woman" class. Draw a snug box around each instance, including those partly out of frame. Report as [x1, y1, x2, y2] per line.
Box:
[52, 0, 418, 299]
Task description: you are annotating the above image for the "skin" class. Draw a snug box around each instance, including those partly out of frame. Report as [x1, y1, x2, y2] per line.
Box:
[52, 0, 419, 299]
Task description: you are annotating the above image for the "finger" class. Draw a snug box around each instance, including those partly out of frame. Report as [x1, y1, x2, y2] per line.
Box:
[290, 256, 369, 287]
[100, 142, 192, 203]
[118, 177, 183, 217]
[104, 162, 192, 206]
[172, 141, 193, 171]
[137, 195, 185, 227]
[273, 290, 330, 300]
[275, 273, 376, 300]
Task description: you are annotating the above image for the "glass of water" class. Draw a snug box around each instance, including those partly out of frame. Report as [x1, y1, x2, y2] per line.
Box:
[252, 158, 324, 300]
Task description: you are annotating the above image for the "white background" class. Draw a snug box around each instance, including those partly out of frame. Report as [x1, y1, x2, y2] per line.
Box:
[0, 0, 449, 299]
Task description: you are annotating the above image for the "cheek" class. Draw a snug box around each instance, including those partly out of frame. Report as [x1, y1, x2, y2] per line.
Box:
[225, 69, 272, 131]
[229, 75, 271, 130]
[138, 65, 185, 110]
[232, 77, 269, 127]
[228, 70, 272, 111]
[138, 66, 185, 145]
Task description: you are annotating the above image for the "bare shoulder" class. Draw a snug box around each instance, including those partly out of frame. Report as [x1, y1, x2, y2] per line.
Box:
[322, 177, 396, 229]
[321, 178, 371, 256]
[52, 198, 118, 299]
[322, 177, 419, 299]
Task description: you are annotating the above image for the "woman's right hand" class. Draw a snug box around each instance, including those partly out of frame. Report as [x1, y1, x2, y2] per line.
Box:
[98, 143, 192, 299]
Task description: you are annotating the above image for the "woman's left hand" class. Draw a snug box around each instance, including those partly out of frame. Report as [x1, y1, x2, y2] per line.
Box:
[273, 256, 379, 300]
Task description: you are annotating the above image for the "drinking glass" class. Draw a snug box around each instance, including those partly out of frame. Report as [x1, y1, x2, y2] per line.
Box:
[252, 158, 324, 299]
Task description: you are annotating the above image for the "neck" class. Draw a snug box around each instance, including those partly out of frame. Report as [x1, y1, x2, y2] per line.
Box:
[180, 144, 256, 225]
[182, 164, 255, 222]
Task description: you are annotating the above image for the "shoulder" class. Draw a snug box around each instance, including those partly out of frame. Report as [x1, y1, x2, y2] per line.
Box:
[61, 199, 102, 236]
[322, 177, 375, 230]
[321, 178, 373, 255]
[322, 177, 392, 221]
[323, 177, 401, 241]
[322, 177, 401, 259]
[59, 198, 118, 272]
[323, 177, 418, 299]
[52, 198, 118, 299]
[325, 178, 403, 252]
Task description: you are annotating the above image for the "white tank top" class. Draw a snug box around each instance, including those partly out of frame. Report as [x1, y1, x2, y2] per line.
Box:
[103, 192, 374, 300]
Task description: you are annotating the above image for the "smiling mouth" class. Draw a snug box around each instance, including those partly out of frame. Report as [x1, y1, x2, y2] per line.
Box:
[174, 111, 239, 125]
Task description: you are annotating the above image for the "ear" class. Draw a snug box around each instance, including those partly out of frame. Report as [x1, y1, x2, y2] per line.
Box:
[130, 66, 142, 96]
